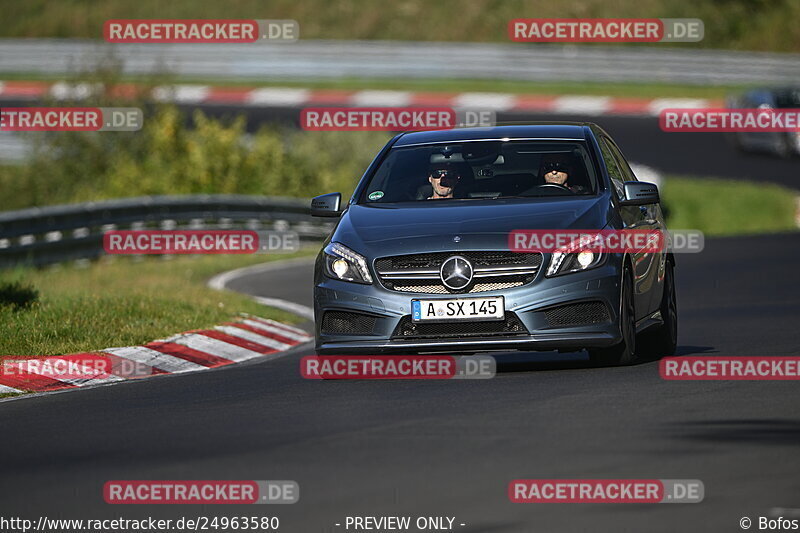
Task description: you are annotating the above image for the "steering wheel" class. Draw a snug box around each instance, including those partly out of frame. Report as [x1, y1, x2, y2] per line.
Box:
[537, 183, 575, 194]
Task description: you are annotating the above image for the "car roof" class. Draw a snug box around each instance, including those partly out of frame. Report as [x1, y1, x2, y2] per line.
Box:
[737, 87, 800, 108]
[393, 123, 597, 146]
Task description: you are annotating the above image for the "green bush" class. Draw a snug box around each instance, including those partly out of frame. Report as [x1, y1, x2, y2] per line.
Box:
[0, 105, 389, 211]
[0, 281, 39, 310]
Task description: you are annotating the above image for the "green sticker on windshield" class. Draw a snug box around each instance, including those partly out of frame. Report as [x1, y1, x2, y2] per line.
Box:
[368, 191, 384, 201]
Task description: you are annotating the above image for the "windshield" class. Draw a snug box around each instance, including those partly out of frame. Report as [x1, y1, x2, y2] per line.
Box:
[774, 88, 800, 108]
[360, 140, 598, 203]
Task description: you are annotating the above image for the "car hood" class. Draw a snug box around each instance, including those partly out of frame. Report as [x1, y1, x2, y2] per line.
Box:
[331, 195, 612, 255]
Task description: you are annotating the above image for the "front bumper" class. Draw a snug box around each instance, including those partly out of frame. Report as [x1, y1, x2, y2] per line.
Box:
[314, 259, 623, 355]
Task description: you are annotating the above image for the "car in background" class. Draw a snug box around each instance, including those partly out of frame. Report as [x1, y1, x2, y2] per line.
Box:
[310, 123, 677, 366]
[726, 87, 800, 158]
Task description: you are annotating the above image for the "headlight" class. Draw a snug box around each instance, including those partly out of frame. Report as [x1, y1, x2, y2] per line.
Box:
[547, 248, 604, 277]
[323, 242, 373, 284]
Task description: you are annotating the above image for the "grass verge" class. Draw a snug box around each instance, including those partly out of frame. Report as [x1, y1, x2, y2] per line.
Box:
[0, 249, 318, 356]
[662, 176, 799, 236]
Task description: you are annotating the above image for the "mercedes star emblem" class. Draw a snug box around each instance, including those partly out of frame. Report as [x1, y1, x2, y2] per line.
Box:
[440, 255, 473, 290]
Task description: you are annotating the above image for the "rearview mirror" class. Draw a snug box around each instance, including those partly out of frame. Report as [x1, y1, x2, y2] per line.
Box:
[311, 192, 342, 217]
[620, 181, 660, 206]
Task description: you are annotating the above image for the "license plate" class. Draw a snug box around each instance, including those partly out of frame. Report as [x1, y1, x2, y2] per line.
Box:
[411, 296, 505, 322]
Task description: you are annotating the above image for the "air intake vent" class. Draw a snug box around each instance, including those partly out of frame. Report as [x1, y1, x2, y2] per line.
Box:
[544, 301, 611, 328]
[321, 311, 378, 335]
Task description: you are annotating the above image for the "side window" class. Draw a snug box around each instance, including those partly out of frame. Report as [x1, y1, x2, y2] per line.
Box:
[605, 139, 637, 182]
[599, 138, 625, 198]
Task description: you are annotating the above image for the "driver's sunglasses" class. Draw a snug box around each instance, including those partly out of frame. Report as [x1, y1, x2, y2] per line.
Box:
[543, 162, 569, 173]
[430, 170, 460, 180]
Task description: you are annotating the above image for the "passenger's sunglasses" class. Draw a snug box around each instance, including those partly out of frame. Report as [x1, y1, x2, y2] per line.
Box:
[543, 162, 569, 173]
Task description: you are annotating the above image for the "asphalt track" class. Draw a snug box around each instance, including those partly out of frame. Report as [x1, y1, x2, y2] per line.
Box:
[1, 232, 799, 532]
[0, 102, 798, 531]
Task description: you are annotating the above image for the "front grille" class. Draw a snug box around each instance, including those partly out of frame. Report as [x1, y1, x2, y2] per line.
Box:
[543, 301, 611, 328]
[392, 312, 528, 339]
[392, 281, 523, 294]
[375, 251, 542, 294]
[321, 311, 378, 335]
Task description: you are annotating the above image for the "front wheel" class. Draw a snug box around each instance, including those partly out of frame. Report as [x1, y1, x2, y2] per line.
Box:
[588, 268, 635, 366]
[638, 261, 678, 358]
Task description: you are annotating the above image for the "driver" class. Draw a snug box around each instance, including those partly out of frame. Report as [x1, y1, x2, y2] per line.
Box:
[427, 163, 461, 200]
[541, 155, 572, 187]
[535, 154, 587, 194]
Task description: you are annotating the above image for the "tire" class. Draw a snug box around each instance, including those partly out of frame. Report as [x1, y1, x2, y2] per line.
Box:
[638, 261, 678, 358]
[780, 132, 800, 158]
[774, 135, 794, 159]
[729, 132, 748, 153]
[588, 267, 635, 367]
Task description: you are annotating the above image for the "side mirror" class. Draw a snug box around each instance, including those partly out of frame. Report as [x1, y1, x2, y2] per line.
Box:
[311, 192, 343, 217]
[620, 181, 660, 206]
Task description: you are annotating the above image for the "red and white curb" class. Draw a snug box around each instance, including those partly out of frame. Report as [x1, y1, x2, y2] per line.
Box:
[0, 80, 721, 117]
[0, 315, 311, 396]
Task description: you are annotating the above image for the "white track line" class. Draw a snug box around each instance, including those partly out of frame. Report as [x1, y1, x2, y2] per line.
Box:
[164, 333, 264, 363]
[648, 98, 710, 114]
[103, 346, 206, 373]
[240, 319, 311, 342]
[452, 93, 515, 111]
[49, 374, 125, 387]
[207, 257, 315, 321]
[247, 87, 311, 106]
[351, 90, 411, 107]
[214, 325, 292, 351]
[152, 84, 210, 103]
[207, 257, 315, 290]
[252, 297, 314, 320]
[49, 82, 99, 100]
[0, 384, 22, 394]
[249, 316, 311, 336]
[552, 96, 611, 115]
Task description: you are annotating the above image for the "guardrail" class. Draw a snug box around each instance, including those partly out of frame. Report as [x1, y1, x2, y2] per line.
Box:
[0, 195, 331, 268]
[1, 39, 799, 85]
